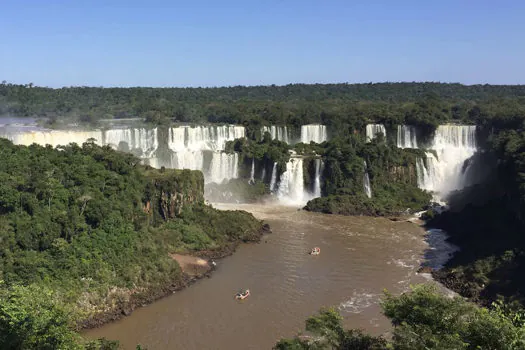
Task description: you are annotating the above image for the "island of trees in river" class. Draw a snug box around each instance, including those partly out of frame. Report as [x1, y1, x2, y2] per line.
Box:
[1, 82, 525, 348]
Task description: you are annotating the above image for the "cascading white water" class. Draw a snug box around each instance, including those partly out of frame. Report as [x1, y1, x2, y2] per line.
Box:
[4, 124, 246, 185]
[269, 162, 278, 192]
[165, 125, 245, 183]
[261, 167, 266, 182]
[277, 158, 306, 204]
[103, 128, 158, 157]
[207, 152, 239, 184]
[249, 158, 255, 184]
[416, 154, 438, 191]
[261, 126, 290, 143]
[396, 125, 418, 149]
[363, 161, 372, 198]
[365, 124, 386, 142]
[168, 125, 244, 151]
[313, 158, 324, 198]
[300, 124, 328, 144]
[416, 125, 477, 201]
[4, 128, 160, 157]
[171, 151, 205, 172]
[260, 124, 328, 145]
[6, 130, 103, 147]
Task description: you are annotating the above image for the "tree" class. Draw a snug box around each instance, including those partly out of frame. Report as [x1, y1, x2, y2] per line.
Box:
[275, 284, 525, 350]
[0, 283, 82, 350]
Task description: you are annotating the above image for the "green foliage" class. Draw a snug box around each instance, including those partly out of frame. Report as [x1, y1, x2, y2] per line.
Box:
[225, 136, 291, 171]
[0, 283, 82, 350]
[383, 284, 525, 349]
[3, 82, 525, 134]
[304, 135, 431, 216]
[0, 140, 263, 348]
[274, 307, 386, 350]
[276, 284, 525, 350]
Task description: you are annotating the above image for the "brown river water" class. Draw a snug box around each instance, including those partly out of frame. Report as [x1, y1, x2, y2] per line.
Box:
[85, 203, 444, 349]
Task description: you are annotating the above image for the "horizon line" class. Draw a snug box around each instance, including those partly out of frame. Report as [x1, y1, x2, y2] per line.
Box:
[3, 80, 525, 90]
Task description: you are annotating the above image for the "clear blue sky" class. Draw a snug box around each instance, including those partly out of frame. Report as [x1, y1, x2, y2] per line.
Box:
[1, 0, 524, 87]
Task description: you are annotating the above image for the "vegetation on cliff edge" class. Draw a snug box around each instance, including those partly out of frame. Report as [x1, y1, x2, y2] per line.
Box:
[0, 138, 264, 349]
[275, 284, 525, 350]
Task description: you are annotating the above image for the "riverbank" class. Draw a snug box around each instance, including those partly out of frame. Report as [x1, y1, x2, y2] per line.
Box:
[85, 203, 438, 349]
[79, 224, 271, 330]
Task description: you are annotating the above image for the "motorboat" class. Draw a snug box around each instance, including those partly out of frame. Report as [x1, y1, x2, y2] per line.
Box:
[235, 289, 250, 300]
[310, 247, 321, 255]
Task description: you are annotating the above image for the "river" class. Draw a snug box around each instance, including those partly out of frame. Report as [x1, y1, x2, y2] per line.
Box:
[85, 203, 438, 349]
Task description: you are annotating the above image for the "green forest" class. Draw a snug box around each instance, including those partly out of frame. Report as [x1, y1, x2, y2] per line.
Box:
[0, 139, 264, 349]
[275, 284, 525, 349]
[2, 82, 525, 137]
[2, 82, 525, 348]
[222, 133, 432, 215]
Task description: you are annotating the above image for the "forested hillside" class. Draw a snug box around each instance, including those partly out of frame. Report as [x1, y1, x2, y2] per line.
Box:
[2, 82, 525, 135]
[0, 139, 264, 349]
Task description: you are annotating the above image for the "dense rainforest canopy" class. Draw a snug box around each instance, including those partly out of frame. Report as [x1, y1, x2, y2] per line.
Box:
[2, 82, 525, 136]
[3, 81, 525, 347]
[0, 139, 264, 349]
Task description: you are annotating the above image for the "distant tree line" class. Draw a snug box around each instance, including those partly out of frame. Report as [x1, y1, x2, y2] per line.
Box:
[2, 82, 525, 137]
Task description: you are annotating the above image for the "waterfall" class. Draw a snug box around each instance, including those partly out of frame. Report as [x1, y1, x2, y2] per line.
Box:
[165, 125, 245, 183]
[3, 128, 161, 157]
[416, 154, 439, 192]
[168, 125, 244, 152]
[261, 167, 266, 182]
[260, 124, 328, 144]
[269, 162, 278, 192]
[3, 124, 246, 185]
[313, 158, 324, 198]
[103, 128, 158, 157]
[207, 152, 239, 184]
[396, 125, 418, 149]
[261, 126, 290, 143]
[365, 124, 386, 142]
[171, 150, 205, 171]
[300, 124, 328, 144]
[277, 158, 306, 204]
[363, 161, 372, 198]
[6, 130, 103, 147]
[249, 158, 255, 184]
[416, 125, 477, 201]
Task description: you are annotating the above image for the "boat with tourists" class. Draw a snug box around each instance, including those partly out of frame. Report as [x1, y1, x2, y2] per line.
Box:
[310, 247, 321, 255]
[235, 289, 250, 300]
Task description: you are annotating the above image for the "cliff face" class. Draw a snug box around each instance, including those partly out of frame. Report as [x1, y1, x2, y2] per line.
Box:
[388, 164, 417, 185]
[142, 168, 205, 224]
